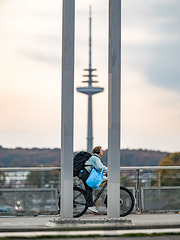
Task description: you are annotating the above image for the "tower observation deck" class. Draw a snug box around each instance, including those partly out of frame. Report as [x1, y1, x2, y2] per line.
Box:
[77, 6, 104, 152]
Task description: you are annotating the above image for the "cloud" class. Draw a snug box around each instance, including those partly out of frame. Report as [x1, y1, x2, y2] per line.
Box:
[21, 48, 60, 65]
[145, 41, 180, 92]
[122, 0, 180, 93]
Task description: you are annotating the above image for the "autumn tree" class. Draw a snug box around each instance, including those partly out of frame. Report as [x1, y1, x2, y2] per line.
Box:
[156, 153, 180, 186]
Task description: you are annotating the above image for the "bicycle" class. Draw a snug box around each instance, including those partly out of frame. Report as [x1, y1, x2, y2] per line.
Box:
[73, 177, 135, 218]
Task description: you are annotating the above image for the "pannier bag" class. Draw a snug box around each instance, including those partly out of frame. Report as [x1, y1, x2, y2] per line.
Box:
[73, 151, 91, 177]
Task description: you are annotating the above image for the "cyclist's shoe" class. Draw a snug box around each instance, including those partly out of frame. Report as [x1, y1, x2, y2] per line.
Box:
[103, 175, 108, 180]
[88, 206, 98, 213]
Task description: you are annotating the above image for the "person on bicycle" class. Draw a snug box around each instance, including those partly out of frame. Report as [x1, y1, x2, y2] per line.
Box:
[79, 146, 108, 213]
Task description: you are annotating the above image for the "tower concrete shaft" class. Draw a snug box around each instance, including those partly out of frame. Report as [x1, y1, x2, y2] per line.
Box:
[87, 95, 93, 151]
[77, 6, 104, 152]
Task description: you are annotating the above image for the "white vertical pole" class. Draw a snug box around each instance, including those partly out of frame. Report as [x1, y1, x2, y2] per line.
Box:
[107, 0, 121, 218]
[60, 0, 75, 219]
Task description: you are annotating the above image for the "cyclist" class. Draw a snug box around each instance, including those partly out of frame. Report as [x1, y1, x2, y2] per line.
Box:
[79, 146, 108, 213]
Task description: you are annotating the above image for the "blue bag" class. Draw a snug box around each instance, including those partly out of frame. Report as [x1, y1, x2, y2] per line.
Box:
[86, 167, 104, 189]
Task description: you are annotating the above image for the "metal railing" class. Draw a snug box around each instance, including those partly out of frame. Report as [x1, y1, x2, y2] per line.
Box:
[122, 166, 180, 214]
[0, 166, 180, 215]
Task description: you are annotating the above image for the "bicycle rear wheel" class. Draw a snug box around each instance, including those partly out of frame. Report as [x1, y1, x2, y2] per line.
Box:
[73, 186, 88, 218]
[105, 186, 134, 217]
[119, 186, 134, 217]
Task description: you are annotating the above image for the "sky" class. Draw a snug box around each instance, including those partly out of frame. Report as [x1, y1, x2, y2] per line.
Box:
[0, 0, 180, 153]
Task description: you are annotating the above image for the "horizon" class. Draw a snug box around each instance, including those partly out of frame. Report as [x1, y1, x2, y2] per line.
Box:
[0, 144, 171, 154]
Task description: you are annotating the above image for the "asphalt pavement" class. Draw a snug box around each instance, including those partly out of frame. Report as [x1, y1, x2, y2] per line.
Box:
[0, 213, 180, 238]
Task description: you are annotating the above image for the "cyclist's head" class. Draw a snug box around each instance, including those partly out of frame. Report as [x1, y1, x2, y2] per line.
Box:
[92, 146, 103, 156]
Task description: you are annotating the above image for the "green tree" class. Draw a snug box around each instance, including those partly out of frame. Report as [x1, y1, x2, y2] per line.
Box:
[26, 171, 42, 188]
[26, 170, 59, 188]
[121, 174, 135, 187]
[0, 171, 6, 188]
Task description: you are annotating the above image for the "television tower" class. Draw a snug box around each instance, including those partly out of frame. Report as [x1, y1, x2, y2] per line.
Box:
[77, 6, 104, 152]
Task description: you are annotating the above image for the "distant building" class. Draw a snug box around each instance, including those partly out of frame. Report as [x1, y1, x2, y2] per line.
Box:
[5, 171, 29, 188]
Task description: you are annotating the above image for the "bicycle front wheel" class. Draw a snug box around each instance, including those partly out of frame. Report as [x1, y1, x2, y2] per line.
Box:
[105, 186, 134, 217]
[73, 186, 88, 218]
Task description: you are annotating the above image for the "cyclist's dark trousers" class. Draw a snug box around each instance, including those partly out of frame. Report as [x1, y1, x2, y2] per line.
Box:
[81, 169, 94, 207]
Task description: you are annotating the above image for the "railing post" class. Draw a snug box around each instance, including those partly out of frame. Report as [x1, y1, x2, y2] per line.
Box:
[135, 169, 141, 214]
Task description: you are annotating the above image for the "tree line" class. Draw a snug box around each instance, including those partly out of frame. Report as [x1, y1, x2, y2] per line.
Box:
[0, 146, 168, 167]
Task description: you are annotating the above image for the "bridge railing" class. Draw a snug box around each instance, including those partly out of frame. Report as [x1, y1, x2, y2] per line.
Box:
[0, 166, 180, 215]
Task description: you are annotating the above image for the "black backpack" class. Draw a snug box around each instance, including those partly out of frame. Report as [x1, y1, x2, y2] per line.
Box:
[73, 151, 91, 177]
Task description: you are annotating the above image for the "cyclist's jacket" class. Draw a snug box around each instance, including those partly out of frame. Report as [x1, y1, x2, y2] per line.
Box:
[84, 153, 108, 173]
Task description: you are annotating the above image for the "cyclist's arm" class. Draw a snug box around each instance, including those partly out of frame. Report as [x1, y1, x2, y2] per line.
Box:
[94, 158, 108, 173]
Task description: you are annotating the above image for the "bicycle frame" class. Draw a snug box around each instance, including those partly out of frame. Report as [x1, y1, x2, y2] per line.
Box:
[93, 180, 107, 204]
[73, 179, 135, 217]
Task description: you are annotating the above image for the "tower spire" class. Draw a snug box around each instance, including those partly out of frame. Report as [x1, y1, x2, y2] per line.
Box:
[77, 6, 104, 152]
[89, 5, 92, 75]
